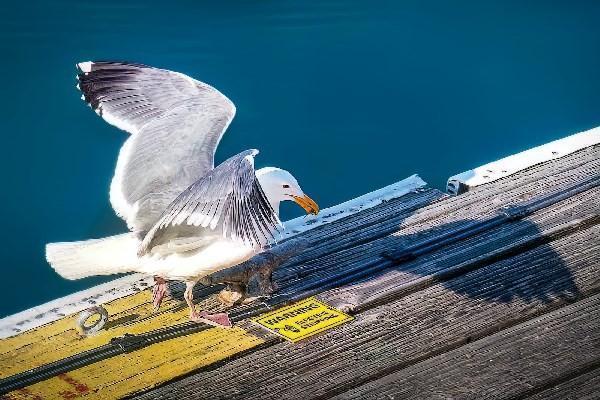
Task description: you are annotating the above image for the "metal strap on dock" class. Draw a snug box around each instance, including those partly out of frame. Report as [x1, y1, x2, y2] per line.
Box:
[0, 176, 598, 394]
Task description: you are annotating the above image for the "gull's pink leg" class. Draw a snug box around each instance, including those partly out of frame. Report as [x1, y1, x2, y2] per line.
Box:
[184, 281, 200, 320]
[185, 281, 232, 328]
[152, 276, 169, 312]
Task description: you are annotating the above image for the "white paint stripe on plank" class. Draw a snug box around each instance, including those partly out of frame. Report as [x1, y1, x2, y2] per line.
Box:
[0, 274, 153, 338]
[447, 126, 600, 193]
[281, 174, 426, 238]
[0, 175, 426, 339]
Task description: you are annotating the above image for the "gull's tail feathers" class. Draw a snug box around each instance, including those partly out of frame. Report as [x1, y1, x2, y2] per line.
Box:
[46, 233, 140, 280]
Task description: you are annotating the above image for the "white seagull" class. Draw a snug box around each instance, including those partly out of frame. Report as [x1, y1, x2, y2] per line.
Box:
[46, 61, 319, 327]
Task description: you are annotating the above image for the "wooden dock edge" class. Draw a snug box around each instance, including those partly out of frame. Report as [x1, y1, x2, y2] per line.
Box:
[447, 125, 600, 194]
[1, 128, 599, 400]
[0, 175, 426, 339]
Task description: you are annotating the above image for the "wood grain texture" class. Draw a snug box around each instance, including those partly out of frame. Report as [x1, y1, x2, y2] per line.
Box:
[324, 187, 599, 312]
[275, 146, 600, 295]
[134, 145, 600, 400]
[5, 145, 597, 399]
[2, 327, 263, 400]
[136, 223, 600, 400]
[277, 188, 446, 270]
[524, 366, 600, 400]
[333, 293, 600, 400]
[0, 284, 228, 379]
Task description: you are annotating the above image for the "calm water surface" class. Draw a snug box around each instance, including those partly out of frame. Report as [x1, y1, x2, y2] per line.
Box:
[2, 0, 600, 317]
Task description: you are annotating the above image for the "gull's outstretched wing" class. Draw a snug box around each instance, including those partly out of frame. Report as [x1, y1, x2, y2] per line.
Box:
[76, 61, 236, 232]
[138, 150, 281, 256]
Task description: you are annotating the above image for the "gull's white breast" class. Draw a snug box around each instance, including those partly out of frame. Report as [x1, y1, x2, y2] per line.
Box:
[137, 238, 257, 282]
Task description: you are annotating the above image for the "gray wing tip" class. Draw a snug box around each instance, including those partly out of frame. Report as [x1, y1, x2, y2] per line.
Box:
[240, 149, 259, 165]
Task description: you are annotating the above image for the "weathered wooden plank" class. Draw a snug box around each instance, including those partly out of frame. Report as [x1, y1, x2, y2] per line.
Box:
[7, 145, 593, 358]
[281, 175, 427, 239]
[0, 274, 156, 339]
[463, 144, 599, 193]
[283, 182, 599, 314]
[333, 293, 600, 400]
[446, 126, 600, 193]
[0, 284, 230, 378]
[524, 366, 600, 400]
[284, 188, 444, 243]
[2, 327, 263, 400]
[275, 147, 599, 292]
[134, 148, 599, 399]
[136, 222, 600, 399]
[278, 144, 598, 282]
[15, 170, 591, 390]
[325, 187, 599, 312]
[279, 188, 445, 264]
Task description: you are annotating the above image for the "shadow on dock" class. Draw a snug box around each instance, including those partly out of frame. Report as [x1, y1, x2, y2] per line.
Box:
[281, 216, 582, 305]
[149, 214, 582, 314]
[381, 218, 579, 304]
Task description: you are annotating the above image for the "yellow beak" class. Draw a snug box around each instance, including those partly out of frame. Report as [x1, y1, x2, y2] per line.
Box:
[292, 194, 319, 215]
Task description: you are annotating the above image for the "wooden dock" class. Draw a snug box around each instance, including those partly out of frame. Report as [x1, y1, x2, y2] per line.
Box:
[0, 129, 599, 399]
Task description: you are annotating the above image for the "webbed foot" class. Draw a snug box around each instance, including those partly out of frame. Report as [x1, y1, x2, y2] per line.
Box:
[152, 277, 169, 312]
[190, 311, 232, 328]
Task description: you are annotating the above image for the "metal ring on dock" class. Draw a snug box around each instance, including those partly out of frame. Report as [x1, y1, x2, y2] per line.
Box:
[76, 306, 109, 335]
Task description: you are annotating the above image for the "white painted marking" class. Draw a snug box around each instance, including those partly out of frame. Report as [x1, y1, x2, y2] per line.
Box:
[281, 174, 426, 239]
[0, 274, 152, 339]
[447, 126, 600, 193]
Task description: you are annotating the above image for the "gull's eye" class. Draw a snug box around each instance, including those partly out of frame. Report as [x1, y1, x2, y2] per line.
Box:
[282, 184, 290, 189]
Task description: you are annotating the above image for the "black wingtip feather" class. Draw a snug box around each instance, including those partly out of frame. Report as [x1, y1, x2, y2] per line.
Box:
[75, 61, 150, 110]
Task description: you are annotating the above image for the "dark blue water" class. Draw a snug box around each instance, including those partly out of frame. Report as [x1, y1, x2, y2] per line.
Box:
[2, 0, 600, 317]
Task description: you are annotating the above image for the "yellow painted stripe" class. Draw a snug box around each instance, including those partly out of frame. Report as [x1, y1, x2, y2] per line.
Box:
[1, 290, 176, 378]
[0, 287, 265, 399]
[0, 288, 246, 378]
[3, 326, 263, 399]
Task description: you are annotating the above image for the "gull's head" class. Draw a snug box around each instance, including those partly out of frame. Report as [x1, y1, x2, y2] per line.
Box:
[256, 167, 319, 217]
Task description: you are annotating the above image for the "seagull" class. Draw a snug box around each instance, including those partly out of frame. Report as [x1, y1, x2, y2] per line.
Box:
[46, 61, 319, 328]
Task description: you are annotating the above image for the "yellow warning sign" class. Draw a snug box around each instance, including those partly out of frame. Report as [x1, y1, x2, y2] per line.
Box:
[252, 297, 353, 342]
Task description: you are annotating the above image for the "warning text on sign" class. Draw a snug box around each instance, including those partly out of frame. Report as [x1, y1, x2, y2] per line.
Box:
[252, 297, 353, 342]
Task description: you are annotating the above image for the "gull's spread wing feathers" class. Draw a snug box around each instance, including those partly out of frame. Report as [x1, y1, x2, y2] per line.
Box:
[138, 150, 281, 256]
[76, 61, 236, 232]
